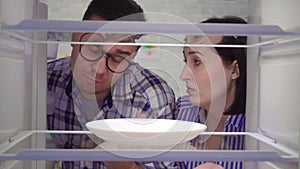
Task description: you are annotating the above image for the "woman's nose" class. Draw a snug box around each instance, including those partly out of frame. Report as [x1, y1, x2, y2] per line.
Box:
[180, 64, 190, 81]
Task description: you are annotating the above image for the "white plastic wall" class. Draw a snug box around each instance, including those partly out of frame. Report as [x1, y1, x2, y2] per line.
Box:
[0, 0, 47, 168]
[247, 0, 300, 169]
[0, 0, 34, 139]
[259, 0, 300, 148]
[247, 0, 300, 146]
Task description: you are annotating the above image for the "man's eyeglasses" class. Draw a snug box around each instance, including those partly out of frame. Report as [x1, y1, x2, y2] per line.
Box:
[79, 33, 134, 73]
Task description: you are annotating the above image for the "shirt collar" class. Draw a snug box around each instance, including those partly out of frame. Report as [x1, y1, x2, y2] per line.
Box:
[198, 109, 245, 129]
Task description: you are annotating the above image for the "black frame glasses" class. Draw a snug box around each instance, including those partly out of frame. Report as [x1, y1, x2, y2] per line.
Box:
[79, 33, 134, 73]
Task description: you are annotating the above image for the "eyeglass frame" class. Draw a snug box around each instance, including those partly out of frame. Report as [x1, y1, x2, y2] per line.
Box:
[78, 33, 134, 73]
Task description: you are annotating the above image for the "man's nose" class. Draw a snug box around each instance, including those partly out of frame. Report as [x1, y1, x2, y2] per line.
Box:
[92, 57, 108, 74]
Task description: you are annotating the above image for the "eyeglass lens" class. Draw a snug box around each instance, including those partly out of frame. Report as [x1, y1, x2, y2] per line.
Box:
[79, 33, 133, 73]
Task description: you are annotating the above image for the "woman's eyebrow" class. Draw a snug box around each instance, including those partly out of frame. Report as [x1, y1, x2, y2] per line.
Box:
[188, 50, 204, 56]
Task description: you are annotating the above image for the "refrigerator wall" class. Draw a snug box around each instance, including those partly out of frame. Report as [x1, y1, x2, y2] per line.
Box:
[259, 0, 300, 146]
[247, 0, 300, 168]
[0, 0, 28, 140]
[0, 0, 47, 168]
[0, 0, 47, 136]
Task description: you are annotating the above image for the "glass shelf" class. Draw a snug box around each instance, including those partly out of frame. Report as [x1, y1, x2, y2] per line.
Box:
[2, 19, 300, 36]
[1, 19, 300, 48]
[0, 131, 298, 162]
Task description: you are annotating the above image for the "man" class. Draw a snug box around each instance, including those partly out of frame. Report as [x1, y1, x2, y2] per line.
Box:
[47, 0, 176, 168]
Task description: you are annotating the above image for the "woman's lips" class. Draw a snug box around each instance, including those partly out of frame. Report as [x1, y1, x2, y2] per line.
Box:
[186, 86, 196, 94]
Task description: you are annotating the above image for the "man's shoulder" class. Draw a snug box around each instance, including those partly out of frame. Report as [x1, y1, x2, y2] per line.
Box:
[47, 57, 72, 90]
[115, 63, 175, 103]
[47, 57, 71, 72]
[129, 63, 171, 88]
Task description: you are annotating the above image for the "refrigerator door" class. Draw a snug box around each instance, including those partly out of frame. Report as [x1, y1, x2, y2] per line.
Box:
[0, 0, 299, 169]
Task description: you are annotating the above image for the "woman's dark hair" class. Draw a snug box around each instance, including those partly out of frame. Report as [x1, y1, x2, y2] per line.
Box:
[202, 16, 247, 115]
[82, 0, 146, 22]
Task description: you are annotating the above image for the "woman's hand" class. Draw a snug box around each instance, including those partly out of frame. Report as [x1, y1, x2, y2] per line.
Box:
[193, 162, 223, 169]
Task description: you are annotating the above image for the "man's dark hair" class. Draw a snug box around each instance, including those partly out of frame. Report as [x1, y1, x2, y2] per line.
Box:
[82, 0, 146, 22]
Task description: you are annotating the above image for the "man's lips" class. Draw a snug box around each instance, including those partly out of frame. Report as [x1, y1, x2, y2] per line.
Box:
[84, 74, 104, 84]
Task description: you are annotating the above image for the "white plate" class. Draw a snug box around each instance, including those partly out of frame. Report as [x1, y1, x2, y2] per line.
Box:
[86, 118, 207, 146]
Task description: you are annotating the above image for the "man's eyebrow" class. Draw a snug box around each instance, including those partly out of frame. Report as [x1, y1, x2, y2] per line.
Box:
[119, 39, 134, 43]
[114, 49, 133, 56]
[118, 36, 135, 43]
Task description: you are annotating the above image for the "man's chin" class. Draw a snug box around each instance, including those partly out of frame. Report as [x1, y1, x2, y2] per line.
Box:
[78, 84, 111, 99]
[80, 90, 98, 100]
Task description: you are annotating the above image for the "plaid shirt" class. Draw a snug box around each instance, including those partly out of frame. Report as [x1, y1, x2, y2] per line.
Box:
[47, 57, 176, 169]
[173, 96, 246, 169]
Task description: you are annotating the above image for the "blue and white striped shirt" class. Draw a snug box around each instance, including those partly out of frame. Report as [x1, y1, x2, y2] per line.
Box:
[174, 96, 245, 169]
[47, 57, 176, 169]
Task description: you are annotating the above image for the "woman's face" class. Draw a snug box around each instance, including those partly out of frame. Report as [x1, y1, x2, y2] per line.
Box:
[180, 36, 239, 111]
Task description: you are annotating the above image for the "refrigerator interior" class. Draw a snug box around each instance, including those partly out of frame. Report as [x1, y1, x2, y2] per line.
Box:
[0, 0, 299, 169]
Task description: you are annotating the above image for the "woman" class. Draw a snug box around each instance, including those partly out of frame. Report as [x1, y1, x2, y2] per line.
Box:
[176, 16, 247, 169]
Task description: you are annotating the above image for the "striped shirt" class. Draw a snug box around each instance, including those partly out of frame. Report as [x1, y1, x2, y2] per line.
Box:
[174, 96, 245, 169]
[47, 57, 176, 169]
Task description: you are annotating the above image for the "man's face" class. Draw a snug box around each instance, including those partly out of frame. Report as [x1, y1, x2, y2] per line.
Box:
[70, 16, 138, 100]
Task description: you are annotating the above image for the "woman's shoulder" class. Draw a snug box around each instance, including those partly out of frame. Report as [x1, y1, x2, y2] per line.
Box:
[226, 112, 246, 130]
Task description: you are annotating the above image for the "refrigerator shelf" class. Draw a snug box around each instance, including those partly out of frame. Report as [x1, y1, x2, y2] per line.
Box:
[3, 19, 299, 36]
[1, 19, 300, 48]
[0, 130, 298, 162]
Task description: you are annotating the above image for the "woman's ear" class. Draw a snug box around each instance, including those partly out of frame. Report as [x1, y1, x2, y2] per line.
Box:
[231, 60, 240, 79]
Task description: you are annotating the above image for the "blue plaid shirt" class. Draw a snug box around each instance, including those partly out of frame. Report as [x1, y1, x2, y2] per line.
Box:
[47, 57, 176, 169]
